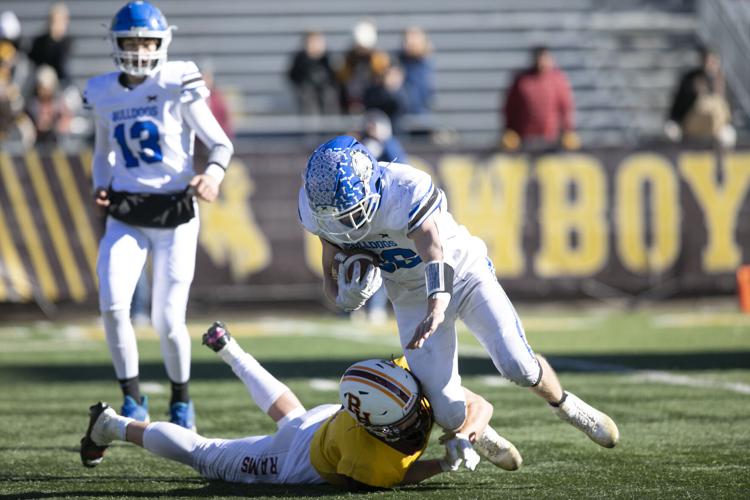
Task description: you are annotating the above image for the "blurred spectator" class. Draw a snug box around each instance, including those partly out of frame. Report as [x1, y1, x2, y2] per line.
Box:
[501, 46, 579, 151]
[0, 11, 31, 94]
[363, 53, 409, 133]
[360, 108, 407, 163]
[0, 40, 35, 149]
[0, 11, 20, 42]
[337, 19, 384, 114]
[397, 26, 435, 130]
[665, 46, 735, 148]
[25, 64, 72, 145]
[29, 2, 73, 85]
[201, 60, 234, 138]
[287, 31, 340, 115]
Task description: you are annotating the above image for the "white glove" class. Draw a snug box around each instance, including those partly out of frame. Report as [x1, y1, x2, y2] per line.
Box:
[664, 120, 682, 142]
[443, 433, 481, 472]
[335, 261, 382, 312]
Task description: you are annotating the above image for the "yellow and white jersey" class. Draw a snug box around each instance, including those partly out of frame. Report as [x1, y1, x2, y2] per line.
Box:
[308, 357, 433, 488]
[84, 60, 209, 193]
[309, 401, 432, 488]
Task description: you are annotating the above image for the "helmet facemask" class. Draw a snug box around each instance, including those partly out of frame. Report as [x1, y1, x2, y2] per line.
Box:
[365, 395, 431, 442]
[310, 191, 380, 244]
[111, 31, 171, 77]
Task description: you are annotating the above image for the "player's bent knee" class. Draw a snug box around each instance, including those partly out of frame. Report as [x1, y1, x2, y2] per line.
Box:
[504, 360, 543, 388]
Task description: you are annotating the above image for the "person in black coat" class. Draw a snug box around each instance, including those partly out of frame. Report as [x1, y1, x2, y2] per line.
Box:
[288, 31, 340, 115]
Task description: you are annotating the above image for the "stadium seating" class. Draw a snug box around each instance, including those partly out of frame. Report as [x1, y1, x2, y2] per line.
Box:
[8, 0, 701, 146]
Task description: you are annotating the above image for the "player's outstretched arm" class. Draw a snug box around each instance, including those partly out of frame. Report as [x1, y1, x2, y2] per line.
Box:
[407, 214, 450, 349]
[400, 459, 446, 485]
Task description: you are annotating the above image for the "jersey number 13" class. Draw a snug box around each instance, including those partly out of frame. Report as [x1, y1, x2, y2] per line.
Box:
[114, 119, 163, 168]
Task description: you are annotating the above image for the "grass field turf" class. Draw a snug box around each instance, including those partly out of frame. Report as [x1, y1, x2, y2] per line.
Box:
[1, 305, 749, 499]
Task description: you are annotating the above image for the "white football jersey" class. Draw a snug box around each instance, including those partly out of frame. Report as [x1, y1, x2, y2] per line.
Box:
[84, 60, 209, 193]
[299, 162, 487, 288]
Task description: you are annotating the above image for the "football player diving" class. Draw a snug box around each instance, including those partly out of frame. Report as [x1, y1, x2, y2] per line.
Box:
[298, 136, 620, 451]
[85, 1, 234, 429]
[80, 322, 521, 489]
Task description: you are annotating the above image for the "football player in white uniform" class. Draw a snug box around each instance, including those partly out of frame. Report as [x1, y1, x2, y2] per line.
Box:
[84, 1, 234, 430]
[80, 322, 521, 489]
[298, 136, 620, 449]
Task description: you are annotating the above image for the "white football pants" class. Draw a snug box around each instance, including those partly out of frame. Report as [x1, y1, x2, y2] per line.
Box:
[387, 258, 541, 431]
[97, 215, 199, 383]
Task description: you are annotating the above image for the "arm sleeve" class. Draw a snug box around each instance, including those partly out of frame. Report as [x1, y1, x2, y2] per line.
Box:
[183, 98, 234, 153]
[182, 98, 235, 181]
[91, 116, 113, 189]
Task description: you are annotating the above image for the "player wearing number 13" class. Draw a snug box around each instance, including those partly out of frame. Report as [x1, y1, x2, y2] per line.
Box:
[299, 136, 619, 452]
[83, 1, 234, 430]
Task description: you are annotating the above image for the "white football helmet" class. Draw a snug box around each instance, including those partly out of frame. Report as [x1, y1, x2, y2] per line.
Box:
[339, 359, 431, 442]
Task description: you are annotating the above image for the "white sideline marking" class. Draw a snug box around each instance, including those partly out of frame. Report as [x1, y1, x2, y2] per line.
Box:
[309, 378, 339, 392]
[629, 371, 750, 395]
[141, 382, 166, 394]
[477, 376, 512, 387]
[652, 313, 750, 328]
[0, 341, 99, 353]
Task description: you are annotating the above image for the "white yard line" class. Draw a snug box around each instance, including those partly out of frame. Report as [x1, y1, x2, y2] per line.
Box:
[453, 344, 750, 395]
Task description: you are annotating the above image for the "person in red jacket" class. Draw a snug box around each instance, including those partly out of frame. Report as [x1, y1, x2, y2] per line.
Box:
[501, 46, 579, 151]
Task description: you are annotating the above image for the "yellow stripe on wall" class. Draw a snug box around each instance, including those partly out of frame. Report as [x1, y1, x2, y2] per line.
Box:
[0, 153, 59, 301]
[52, 149, 99, 279]
[25, 150, 87, 302]
[80, 149, 92, 176]
[0, 204, 33, 300]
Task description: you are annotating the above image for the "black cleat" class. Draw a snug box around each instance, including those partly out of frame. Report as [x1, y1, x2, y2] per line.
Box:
[80, 402, 111, 468]
[202, 321, 232, 352]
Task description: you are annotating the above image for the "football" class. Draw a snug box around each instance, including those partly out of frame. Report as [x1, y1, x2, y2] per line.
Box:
[332, 251, 377, 282]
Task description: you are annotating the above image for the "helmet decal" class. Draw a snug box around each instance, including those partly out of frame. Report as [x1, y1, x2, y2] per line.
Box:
[304, 136, 382, 244]
[338, 359, 429, 442]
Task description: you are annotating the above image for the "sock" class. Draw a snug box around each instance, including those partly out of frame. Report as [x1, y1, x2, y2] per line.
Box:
[219, 338, 289, 414]
[217, 337, 245, 362]
[549, 391, 568, 408]
[118, 376, 141, 401]
[170, 381, 190, 406]
[102, 413, 134, 443]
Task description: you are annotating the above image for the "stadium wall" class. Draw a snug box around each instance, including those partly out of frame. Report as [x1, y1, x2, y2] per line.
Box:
[0, 146, 748, 304]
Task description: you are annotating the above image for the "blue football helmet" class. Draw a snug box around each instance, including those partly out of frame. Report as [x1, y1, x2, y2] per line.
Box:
[304, 136, 382, 244]
[110, 1, 173, 77]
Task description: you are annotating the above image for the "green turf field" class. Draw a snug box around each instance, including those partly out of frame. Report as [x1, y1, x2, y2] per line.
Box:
[1, 305, 749, 499]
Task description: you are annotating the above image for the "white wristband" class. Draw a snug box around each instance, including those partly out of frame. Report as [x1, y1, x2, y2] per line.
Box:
[205, 163, 226, 183]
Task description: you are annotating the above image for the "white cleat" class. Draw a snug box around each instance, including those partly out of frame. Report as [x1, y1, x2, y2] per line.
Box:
[474, 426, 523, 470]
[552, 391, 620, 448]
